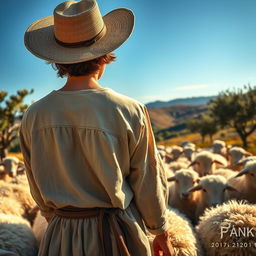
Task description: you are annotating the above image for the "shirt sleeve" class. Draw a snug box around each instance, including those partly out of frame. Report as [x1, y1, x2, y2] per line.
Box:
[19, 112, 54, 218]
[127, 105, 169, 235]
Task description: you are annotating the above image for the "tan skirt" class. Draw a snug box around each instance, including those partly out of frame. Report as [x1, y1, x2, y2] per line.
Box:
[38, 202, 152, 256]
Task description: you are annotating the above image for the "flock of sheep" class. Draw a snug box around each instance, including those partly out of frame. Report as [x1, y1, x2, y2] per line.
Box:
[157, 140, 256, 255]
[0, 139, 255, 255]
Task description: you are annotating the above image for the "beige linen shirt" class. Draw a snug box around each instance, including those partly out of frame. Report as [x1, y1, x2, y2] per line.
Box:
[20, 88, 169, 235]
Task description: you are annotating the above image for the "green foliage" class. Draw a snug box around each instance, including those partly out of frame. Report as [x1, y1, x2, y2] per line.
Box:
[209, 85, 256, 148]
[0, 89, 33, 159]
[187, 114, 218, 143]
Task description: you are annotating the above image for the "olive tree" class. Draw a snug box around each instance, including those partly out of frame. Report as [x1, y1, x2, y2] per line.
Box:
[209, 85, 256, 148]
[0, 89, 33, 160]
[187, 114, 218, 143]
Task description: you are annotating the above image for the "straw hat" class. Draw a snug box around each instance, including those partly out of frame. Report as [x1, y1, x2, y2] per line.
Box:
[24, 0, 134, 64]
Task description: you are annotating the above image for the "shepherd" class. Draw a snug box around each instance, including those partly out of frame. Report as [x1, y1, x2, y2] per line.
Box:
[21, 0, 174, 255]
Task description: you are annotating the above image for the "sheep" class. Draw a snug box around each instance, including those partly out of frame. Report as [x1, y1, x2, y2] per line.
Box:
[214, 168, 236, 179]
[0, 249, 18, 256]
[196, 200, 256, 256]
[233, 155, 256, 172]
[10, 173, 29, 186]
[0, 214, 38, 256]
[189, 151, 228, 177]
[171, 146, 184, 160]
[228, 146, 252, 170]
[168, 169, 199, 222]
[32, 210, 48, 247]
[212, 140, 228, 158]
[148, 208, 203, 256]
[0, 157, 22, 178]
[187, 175, 237, 223]
[168, 161, 191, 173]
[226, 160, 256, 203]
[0, 197, 24, 217]
[0, 183, 37, 224]
[183, 145, 196, 161]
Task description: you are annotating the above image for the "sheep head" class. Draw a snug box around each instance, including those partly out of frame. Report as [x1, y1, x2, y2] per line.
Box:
[187, 175, 237, 208]
[168, 169, 199, 200]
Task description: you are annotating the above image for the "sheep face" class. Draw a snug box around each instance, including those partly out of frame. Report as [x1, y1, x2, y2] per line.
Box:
[189, 152, 213, 176]
[168, 169, 199, 200]
[171, 147, 183, 161]
[212, 140, 227, 155]
[183, 147, 194, 161]
[235, 161, 256, 189]
[190, 151, 226, 177]
[228, 147, 252, 166]
[187, 175, 236, 208]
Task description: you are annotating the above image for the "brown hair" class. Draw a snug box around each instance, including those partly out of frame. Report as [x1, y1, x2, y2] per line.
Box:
[51, 53, 116, 77]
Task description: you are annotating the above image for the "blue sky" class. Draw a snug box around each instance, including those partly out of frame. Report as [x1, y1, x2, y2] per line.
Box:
[1, 0, 256, 105]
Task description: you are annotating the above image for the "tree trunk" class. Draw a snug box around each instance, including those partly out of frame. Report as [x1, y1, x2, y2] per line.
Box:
[236, 129, 248, 149]
[201, 135, 205, 143]
[0, 148, 8, 161]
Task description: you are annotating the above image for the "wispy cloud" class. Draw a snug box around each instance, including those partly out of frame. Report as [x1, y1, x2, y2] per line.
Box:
[175, 84, 209, 91]
[139, 94, 171, 103]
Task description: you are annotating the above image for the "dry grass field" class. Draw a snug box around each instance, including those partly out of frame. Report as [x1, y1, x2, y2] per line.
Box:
[158, 128, 256, 154]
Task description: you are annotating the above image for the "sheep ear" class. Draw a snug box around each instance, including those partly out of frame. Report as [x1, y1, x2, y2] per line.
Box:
[187, 185, 202, 193]
[188, 161, 196, 168]
[167, 176, 176, 182]
[213, 159, 225, 166]
[235, 168, 249, 178]
[225, 185, 238, 192]
[165, 153, 172, 161]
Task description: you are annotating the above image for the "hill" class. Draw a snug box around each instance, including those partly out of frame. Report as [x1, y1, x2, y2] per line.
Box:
[148, 105, 208, 130]
[146, 96, 216, 109]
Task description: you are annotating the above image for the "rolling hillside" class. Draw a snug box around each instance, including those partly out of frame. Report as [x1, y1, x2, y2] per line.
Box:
[148, 105, 208, 130]
[146, 96, 215, 109]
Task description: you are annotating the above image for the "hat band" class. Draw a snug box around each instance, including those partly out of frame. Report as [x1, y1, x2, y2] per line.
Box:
[55, 25, 106, 48]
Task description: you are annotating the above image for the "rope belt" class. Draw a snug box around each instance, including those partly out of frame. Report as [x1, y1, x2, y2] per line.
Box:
[54, 207, 131, 256]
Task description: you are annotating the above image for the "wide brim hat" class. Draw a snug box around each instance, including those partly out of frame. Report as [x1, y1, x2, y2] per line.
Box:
[24, 0, 134, 64]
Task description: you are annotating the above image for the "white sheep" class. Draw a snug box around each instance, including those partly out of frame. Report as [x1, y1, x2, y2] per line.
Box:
[32, 210, 48, 247]
[196, 200, 256, 256]
[168, 161, 191, 173]
[212, 140, 227, 157]
[170, 145, 184, 161]
[148, 208, 203, 256]
[187, 175, 236, 223]
[0, 157, 22, 178]
[0, 249, 18, 256]
[0, 214, 38, 256]
[214, 168, 236, 179]
[0, 183, 36, 224]
[0, 197, 24, 217]
[234, 155, 256, 171]
[228, 146, 252, 170]
[189, 151, 228, 177]
[226, 160, 256, 203]
[183, 145, 196, 161]
[168, 169, 199, 222]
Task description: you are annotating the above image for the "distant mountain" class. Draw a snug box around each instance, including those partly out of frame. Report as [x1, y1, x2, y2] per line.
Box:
[146, 96, 216, 109]
[148, 105, 208, 130]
